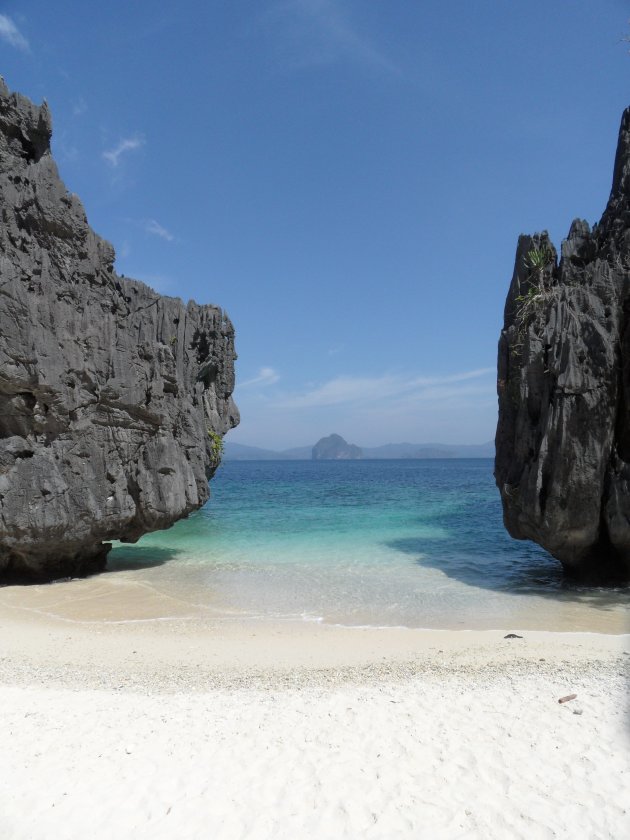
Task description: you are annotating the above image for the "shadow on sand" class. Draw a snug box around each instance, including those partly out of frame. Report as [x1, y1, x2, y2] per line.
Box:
[389, 532, 630, 737]
[106, 544, 180, 574]
[0, 545, 180, 586]
[386, 535, 630, 613]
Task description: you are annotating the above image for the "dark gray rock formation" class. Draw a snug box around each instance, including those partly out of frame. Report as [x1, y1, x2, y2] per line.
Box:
[0, 79, 239, 581]
[495, 107, 630, 583]
[312, 434, 362, 460]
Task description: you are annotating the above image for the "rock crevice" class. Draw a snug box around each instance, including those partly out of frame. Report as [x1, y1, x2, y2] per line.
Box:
[0, 79, 239, 580]
[496, 108, 630, 582]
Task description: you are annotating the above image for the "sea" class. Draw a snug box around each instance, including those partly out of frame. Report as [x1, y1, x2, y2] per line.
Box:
[109, 459, 630, 633]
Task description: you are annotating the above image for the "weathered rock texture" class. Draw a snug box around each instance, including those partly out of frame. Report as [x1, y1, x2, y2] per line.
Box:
[496, 107, 630, 583]
[312, 434, 362, 460]
[0, 79, 239, 580]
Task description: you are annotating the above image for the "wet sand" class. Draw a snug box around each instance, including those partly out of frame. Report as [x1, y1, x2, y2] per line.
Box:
[0, 566, 627, 634]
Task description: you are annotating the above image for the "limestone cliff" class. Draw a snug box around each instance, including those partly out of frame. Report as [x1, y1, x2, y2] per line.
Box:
[0, 79, 239, 580]
[495, 107, 630, 582]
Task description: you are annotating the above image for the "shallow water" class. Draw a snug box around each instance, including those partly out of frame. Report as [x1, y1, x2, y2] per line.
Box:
[104, 459, 630, 632]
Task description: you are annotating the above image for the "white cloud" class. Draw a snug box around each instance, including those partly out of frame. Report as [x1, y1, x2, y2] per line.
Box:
[277, 368, 495, 409]
[103, 135, 144, 167]
[240, 367, 281, 388]
[143, 219, 174, 242]
[0, 15, 29, 52]
[267, 0, 399, 74]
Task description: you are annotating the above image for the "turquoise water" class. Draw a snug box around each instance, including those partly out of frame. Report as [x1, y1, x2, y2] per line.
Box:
[109, 459, 630, 631]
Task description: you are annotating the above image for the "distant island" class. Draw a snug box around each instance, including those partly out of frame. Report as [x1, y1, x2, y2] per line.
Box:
[312, 434, 362, 460]
[224, 439, 494, 461]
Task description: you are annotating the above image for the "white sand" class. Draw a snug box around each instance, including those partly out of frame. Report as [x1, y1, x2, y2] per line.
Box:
[0, 600, 629, 839]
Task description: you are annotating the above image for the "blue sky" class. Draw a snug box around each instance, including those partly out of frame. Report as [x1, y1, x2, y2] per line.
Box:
[1, 1, 629, 448]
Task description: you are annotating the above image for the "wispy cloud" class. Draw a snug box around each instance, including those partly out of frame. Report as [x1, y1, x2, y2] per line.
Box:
[240, 367, 281, 388]
[103, 135, 144, 167]
[143, 219, 174, 242]
[233, 366, 497, 449]
[0, 14, 29, 52]
[72, 97, 87, 117]
[56, 131, 79, 163]
[277, 368, 494, 409]
[266, 0, 399, 74]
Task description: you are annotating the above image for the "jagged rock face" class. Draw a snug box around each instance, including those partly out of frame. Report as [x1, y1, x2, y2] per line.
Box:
[0, 79, 239, 580]
[495, 108, 630, 583]
[312, 434, 362, 460]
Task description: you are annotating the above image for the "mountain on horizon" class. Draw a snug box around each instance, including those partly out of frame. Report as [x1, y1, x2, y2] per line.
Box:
[224, 439, 494, 461]
[312, 434, 362, 460]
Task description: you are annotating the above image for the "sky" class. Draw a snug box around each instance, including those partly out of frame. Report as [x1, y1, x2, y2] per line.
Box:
[1, 1, 630, 449]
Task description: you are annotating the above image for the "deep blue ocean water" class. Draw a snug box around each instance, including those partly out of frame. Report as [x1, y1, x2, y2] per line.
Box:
[109, 459, 629, 631]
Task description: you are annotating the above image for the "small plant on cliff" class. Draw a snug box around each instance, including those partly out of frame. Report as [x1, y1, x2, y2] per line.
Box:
[207, 430, 223, 467]
[526, 245, 553, 275]
[514, 245, 555, 327]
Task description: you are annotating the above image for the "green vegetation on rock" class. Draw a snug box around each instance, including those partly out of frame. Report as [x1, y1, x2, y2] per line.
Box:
[207, 430, 224, 467]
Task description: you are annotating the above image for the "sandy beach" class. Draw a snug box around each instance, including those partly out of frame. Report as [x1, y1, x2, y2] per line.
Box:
[3, 5, 630, 839]
[0, 586, 628, 840]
